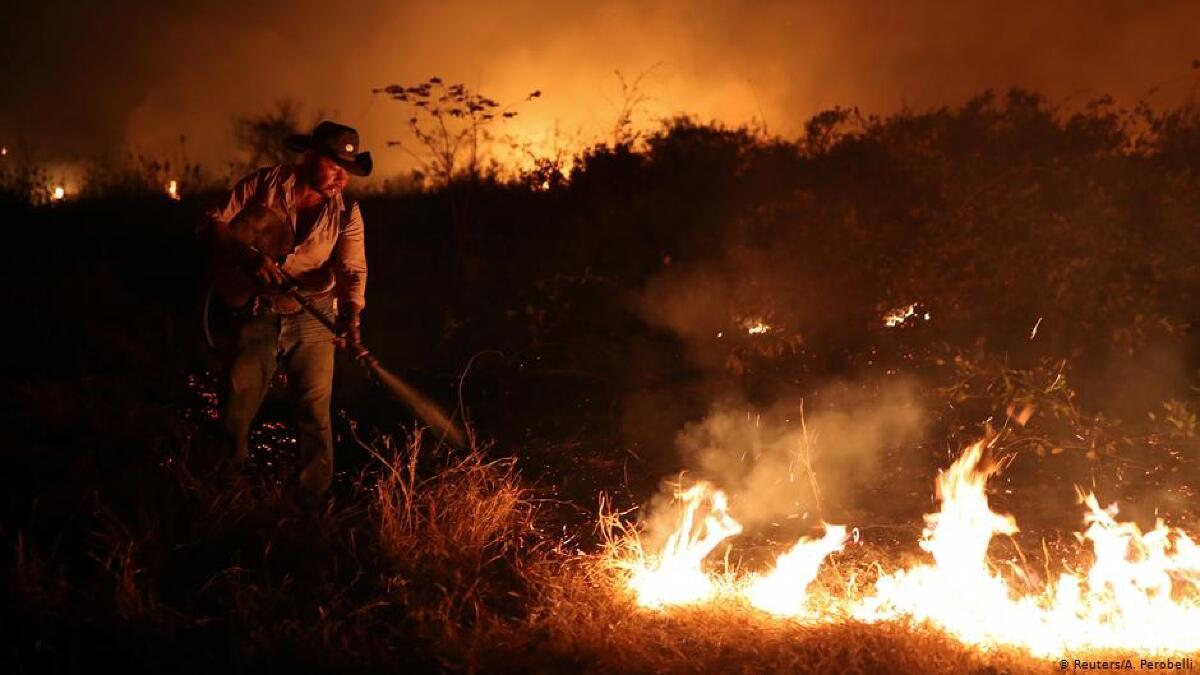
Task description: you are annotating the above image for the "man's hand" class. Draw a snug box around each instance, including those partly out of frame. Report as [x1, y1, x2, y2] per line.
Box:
[238, 248, 286, 288]
[252, 255, 286, 288]
[334, 305, 362, 350]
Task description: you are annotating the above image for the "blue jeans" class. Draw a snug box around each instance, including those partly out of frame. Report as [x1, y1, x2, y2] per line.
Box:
[220, 295, 335, 494]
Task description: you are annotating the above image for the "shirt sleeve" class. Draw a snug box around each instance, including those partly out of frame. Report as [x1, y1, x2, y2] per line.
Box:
[203, 168, 265, 233]
[333, 201, 368, 310]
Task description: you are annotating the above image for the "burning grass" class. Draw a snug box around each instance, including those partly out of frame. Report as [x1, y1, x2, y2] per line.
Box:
[7, 415, 1198, 673]
[520, 543, 1195, 674]
[517, 506, 1197, 673]
[522, 563, 1041, 674]
[508, 428, 1197, 670]
[5, 363, 1198, 673]
[372, 428, 1198, 673]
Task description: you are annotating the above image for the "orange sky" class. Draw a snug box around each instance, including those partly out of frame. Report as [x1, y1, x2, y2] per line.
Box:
[2, 0, 1197, 180]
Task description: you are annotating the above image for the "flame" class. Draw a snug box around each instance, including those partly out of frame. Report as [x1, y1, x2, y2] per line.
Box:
[51, 185, 65, 201]
[853, 440, 1200, 655]
[1044, 494, 1200, 653]
[167, 179, 180, 200]
[852, 440, 1032, 646]
[619, 484, 843, 614]
[614, 434, 1200, 656]
[625, 482, 743, 608]
[745, 524, 847, 617]
[883, 303, 916, 327]
[741, 318, 772, 335]
[882, 302, 930, 327]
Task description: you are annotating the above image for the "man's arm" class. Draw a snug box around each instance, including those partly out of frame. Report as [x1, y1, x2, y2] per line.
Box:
[333, 201, 368, 342]
[204, 170, 262, 245]
[202, 169, 284, 286]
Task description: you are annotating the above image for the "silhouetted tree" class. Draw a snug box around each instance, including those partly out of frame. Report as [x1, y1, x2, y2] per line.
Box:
[608, 66, 661, 148]
[231, 99, 306, 175]
[374, 77, 540, 185]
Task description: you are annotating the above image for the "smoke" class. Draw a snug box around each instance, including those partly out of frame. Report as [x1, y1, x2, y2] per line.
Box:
[675, 379, 925, 529]
[3, 1, 1198, 177]
[633, 243, 870, 376]
[627, 377, 924, 554]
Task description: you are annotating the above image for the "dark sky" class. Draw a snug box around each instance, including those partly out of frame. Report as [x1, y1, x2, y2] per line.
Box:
[2, 0, 1197, 178]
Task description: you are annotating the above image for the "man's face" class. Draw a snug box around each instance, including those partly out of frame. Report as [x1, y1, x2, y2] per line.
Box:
[306, 153, 350, 198]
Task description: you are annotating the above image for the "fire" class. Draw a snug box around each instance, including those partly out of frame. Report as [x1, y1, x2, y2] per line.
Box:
[167, 179, 180, 200]
[618, 483, 844, 613]
[615, 434, 1200, 656]
[853, 440, 1200, 655]
[742, 317, 772, 335]
[1043, 494, 1200, 652]
[624, 482, 743, 608]
[50, 185, 65, 201]
[883, 302, 930, 327]
[744, 524, 847, 617]
[852, 440, 1033, 645]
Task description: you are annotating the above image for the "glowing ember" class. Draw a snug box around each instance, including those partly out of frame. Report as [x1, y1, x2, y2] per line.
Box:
[167, 179, 180, 200]
[51, 186, 65, 201]
[1, 147, 7, 156]
[745, 524, 847, 617]
[625, 482, 743, 608]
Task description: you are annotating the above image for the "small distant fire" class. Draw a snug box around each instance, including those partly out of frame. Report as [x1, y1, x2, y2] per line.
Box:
[1, 147, 7, 156]
[883, 302, 930, 327]
[50, 185, 66, 201]
[167, 179, 180, 200]
[611, 433, 1200, 656]
[741, 317, 772, 335]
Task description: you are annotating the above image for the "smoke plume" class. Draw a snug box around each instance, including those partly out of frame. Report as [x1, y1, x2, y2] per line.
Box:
[676, 380, 925, 528]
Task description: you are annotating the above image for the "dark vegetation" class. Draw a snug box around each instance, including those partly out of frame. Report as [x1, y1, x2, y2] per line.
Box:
[3, 89, 1200, 672]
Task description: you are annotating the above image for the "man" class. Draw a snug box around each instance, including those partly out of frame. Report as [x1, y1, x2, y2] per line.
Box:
[206, 120, 370, 496]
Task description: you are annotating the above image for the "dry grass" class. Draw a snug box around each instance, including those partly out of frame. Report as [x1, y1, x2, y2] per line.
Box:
[495, 539, 1161, 674]
[369, 430, 536, 572]
[514, 592, 1035, 674]
[420, 478, 1163, 674]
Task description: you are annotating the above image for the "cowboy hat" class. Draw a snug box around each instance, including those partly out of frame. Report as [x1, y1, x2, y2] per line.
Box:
[284, 120, 373, 176]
